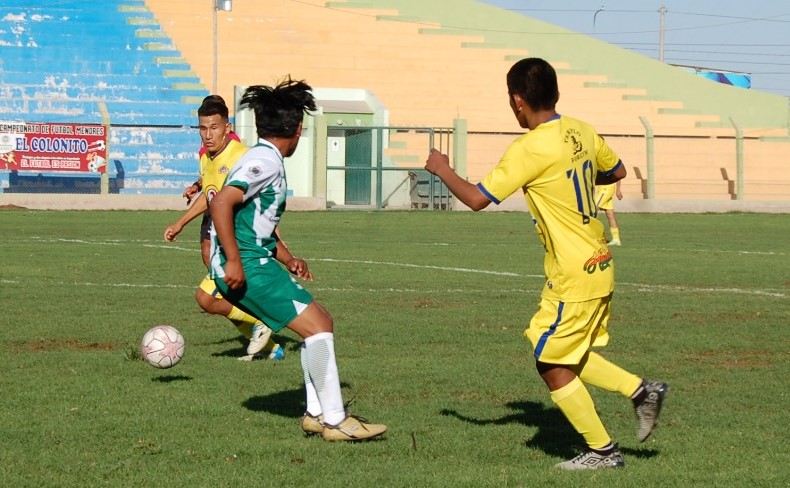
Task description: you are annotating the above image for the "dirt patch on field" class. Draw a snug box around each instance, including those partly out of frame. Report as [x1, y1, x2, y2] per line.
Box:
[691, 349, 780, 368]
[18, 339, 117, 352]
[0, 204, 28, 210]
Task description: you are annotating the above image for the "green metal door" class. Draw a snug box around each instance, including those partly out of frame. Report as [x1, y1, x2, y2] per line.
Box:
[344, 129, 372, 205]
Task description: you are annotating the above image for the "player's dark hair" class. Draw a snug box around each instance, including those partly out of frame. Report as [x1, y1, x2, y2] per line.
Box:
[198, 97, 229, 121]
[240, 77, 317, 138]
[506, 58, 559, 111]
[203, 94, 226, 105]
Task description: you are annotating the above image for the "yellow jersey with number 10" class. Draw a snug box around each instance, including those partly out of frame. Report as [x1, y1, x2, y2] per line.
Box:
[477, 115, 623, 303]
[199, 138, 248, 204]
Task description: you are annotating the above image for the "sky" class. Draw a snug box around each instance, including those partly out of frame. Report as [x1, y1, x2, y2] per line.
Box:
[478, 0, 790, 98]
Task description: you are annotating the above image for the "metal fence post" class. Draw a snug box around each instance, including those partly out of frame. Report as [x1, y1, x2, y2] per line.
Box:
[375, 127, 383, 209]
[453, 118, 467, 181]
[639, 116, 655, 200]
[729, 117, 744, 201]
[99, 102, 110, 195]
[313, 114, 328, 204]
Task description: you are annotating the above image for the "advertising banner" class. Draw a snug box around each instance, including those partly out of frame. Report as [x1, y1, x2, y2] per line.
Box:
[0, 121, 108, 173]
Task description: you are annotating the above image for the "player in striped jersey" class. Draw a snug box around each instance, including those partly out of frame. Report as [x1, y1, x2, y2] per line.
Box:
[209, 78, 387, 441]
[164, 96, 282, 360]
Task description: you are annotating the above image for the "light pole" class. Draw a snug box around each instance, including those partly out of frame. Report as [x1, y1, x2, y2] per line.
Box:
[213, 0, 233, 94]
[658, 4, 666, 62]
[593, 5, 605, 34]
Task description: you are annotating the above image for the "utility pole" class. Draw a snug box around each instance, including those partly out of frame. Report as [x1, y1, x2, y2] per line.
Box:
[213, 0, 233, 94]
[658, 4, 666, 62]
[212, 4, 218, 94]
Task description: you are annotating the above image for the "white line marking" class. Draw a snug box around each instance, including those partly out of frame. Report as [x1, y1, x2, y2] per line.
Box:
[311, 257, 524, 277]
[652, 247, 785, 256]
[1, 277, 783, 297]
[15, 237, 786, 298]
[142, 243, 198, 252]
[0, 278, 193, 289]
[310, 287, 538, 294]
[618, 282, 786, 298]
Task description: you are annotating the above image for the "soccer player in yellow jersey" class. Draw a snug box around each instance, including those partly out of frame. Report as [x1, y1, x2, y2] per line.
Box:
[164, 97, 283, 360]
[425, 58, 668, 470]
[595, 181, 623, 245]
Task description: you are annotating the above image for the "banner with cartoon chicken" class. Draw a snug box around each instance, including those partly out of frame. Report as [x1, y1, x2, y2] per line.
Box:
[0, 122, 108, 173]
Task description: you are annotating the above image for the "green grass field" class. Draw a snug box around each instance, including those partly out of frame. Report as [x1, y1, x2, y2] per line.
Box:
[0, 209, 787, 487]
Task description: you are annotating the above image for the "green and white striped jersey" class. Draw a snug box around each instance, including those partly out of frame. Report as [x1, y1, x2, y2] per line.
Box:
[209, 140, 287, 278]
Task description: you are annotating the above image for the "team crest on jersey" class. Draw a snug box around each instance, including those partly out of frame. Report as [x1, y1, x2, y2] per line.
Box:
[219, 165, 229, 174]
[248, 165, 262, 177]
[564, 129, 584, 155]
[206, 186, 218, 202]
[583, 249, 613, 274]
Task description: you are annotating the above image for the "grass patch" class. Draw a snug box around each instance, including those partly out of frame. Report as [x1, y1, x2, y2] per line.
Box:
[0, 210, 787, 486]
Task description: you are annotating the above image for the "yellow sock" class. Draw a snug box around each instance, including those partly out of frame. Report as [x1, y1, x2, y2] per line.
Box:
[610, 227, 620, 241]
[227, 307, 257, 339]
[550, 377, 611, 450]
[199, 275, 257, 340]
[574, 352, 642, 397]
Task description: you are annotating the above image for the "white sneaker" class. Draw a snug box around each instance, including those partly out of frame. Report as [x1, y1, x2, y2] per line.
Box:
[247, 323, 273, 355]
[607, 239, 621, 246]
[555, 445, 624, 470]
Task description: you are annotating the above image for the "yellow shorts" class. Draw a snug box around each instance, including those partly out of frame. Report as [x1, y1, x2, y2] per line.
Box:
[524, 295, 612, 365]
[595, 184, 616, 211]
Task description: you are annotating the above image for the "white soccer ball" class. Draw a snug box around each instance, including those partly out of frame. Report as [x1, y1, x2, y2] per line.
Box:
[140, 325, 185, 369]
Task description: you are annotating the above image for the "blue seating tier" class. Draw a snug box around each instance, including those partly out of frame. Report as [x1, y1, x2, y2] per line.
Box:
[0, 0, 209, 194]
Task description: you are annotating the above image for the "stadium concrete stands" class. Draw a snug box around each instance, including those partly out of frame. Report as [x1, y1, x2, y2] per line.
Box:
[1, 0, 788, 206]
[140, 0, 789, 204]
[0, 0, 208, 194]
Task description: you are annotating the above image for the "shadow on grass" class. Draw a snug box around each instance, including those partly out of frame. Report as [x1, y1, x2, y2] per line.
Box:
[152, 375, 192, 382]
[441, 400, 659, 460]
[243, 388, 305, 419]
[210, 334, 303, 359]
[242, 382, 353, 419]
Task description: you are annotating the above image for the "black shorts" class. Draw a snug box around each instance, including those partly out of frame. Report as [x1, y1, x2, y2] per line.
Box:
[199, 209, 212, 241]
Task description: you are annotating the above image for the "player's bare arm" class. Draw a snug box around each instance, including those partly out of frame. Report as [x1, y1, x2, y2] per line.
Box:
[210, 185, 246, 289]
[425, 148, 491, 211]
[596, 164, 627, 186]
[164, 193, 209, 242]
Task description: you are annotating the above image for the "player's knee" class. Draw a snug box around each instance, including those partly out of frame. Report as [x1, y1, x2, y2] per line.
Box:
[195, 289, 215, 313]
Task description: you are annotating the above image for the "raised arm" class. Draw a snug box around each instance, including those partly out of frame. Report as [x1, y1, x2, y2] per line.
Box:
[425, 149, 491, 211]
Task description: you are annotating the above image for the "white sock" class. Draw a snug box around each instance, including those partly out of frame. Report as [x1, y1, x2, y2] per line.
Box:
[303, 332, 345, 426]
[300, 342, 322, 417]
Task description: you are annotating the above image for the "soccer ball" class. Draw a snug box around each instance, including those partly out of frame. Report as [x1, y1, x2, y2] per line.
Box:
[140, 325, 185, 369]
